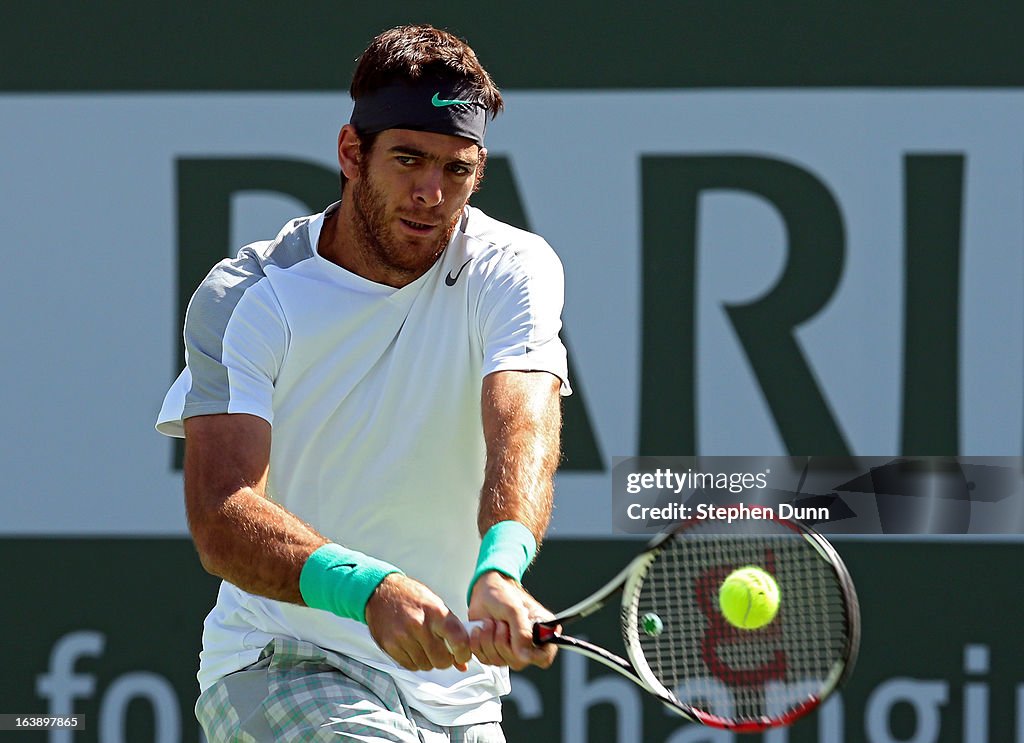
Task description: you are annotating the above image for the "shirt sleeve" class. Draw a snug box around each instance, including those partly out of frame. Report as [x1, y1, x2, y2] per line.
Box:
[477, 237, 572, 396]
[155, 256, 287, 438]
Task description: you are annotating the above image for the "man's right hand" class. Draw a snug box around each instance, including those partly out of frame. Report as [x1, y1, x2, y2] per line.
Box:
[364, 573, 472, 672]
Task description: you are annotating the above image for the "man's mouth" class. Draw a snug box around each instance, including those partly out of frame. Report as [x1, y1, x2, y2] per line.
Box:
[400, 218, 436, 232]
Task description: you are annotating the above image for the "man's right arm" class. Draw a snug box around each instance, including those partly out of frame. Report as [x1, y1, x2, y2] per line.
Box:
[183, 412, 471, 671]
[183, 412, 323, 603]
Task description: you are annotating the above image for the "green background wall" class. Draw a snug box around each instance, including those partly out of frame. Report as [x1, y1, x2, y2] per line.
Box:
[5, 2, 1024, 90]
[3, 539, 1021, 742]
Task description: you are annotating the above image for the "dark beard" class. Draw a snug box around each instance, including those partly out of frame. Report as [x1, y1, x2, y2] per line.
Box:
[351, 173, 459, 280]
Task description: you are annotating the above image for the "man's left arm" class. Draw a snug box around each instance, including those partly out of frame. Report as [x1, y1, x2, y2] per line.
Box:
[468, 369, 562, 670]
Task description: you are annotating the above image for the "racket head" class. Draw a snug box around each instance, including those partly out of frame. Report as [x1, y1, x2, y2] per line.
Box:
[621, 516, 859, 731]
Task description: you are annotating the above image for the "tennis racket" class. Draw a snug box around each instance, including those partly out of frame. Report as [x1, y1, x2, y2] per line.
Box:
[473, 515, 859, 732]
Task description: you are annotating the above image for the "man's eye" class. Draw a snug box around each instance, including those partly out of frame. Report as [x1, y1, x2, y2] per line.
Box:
[396, 156, 416, 165]
[449, 165, 471, 176]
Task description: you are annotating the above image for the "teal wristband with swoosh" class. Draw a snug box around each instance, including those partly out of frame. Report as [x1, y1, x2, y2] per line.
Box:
[299, 543, 403, 623]
[467, 521, 537, 605]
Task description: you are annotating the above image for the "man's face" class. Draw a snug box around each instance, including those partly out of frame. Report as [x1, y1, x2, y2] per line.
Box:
[350, 128, 483, 280]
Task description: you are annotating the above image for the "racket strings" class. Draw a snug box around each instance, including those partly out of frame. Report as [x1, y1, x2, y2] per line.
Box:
[627, 520, 852, 725]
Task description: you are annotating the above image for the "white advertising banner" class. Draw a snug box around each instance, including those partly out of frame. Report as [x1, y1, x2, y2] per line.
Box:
[1, 91, 1021, 535]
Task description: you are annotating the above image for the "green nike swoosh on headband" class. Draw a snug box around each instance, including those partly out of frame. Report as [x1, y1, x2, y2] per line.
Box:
[431, 92, 475, 107]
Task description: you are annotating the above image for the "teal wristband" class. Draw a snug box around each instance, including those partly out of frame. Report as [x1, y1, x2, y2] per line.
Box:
[467, 521, 537, 604]
[299, 543, 403, 623]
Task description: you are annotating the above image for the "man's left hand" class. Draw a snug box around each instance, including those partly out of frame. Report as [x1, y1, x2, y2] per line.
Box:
[467, 571, 558, 670]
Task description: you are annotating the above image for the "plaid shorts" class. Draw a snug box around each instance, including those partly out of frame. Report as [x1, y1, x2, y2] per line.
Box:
[196, 638, 506, 743]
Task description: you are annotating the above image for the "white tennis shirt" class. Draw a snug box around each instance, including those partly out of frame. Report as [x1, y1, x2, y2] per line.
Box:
[157, 202, 571, 725]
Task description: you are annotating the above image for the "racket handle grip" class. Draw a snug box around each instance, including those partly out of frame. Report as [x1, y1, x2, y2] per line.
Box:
[533, 621, 558, 644]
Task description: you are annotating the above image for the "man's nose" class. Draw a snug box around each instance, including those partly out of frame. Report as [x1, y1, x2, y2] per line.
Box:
[413, 168, 444, 207]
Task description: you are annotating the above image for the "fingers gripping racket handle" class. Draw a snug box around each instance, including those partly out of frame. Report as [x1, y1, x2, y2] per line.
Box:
[444, 619, 485, 653]
[446, 619, 554, 652]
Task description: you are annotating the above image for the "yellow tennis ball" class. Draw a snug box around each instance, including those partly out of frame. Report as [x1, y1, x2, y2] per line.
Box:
[718, 566, 780, 630]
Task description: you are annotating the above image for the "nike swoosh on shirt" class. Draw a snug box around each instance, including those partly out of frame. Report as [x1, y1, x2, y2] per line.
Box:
[445, 259, 472, 286]
[432, 92, 474, 107]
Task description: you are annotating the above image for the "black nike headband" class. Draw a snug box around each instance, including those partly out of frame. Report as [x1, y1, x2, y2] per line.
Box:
[349, 76, 490, 146]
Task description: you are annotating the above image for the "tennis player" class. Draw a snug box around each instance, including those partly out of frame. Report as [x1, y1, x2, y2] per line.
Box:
[156, 24, 570, 742]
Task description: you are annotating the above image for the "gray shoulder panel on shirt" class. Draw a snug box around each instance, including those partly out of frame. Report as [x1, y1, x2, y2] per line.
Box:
[264, 218, 316, 271]
[182, 220, 314, 415]
[183, 254, 266, 415]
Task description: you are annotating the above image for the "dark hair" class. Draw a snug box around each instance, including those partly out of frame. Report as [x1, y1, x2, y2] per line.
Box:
[340, 24, 502, 193]
[351, 25, 503, 116]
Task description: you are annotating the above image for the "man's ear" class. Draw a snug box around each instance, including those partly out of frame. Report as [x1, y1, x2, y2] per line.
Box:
[473, 147, 488, 194]
[338, 124, 363, 181]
